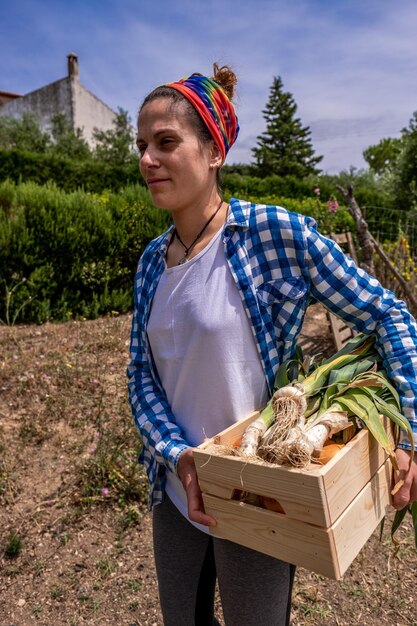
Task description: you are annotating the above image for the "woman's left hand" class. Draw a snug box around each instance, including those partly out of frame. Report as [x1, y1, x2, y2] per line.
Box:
[392, 448, 417, 509]
[177, 449, 217, 527]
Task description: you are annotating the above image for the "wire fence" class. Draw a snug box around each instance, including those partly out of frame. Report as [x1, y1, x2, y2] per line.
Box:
[359, 206, 417, 316]
[364, 206, 417, 254]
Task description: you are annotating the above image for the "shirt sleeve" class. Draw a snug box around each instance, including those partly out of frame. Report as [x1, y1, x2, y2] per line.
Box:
[127, 257, 190, 474]
[302, 216, 417, 451]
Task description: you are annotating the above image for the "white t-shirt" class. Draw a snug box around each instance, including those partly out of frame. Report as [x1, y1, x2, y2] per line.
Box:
[147, 226, 268, 531]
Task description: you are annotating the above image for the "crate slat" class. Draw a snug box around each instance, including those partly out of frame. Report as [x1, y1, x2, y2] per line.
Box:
[195, 411, 394, 579]
[202, 462, 391, 579]
[194, 418, 388, 527]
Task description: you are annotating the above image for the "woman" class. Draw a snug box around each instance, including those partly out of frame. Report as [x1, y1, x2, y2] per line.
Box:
[127, 64, 417, 626]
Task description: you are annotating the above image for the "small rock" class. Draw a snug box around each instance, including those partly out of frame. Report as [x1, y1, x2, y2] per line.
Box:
[17, 598, 26, 607]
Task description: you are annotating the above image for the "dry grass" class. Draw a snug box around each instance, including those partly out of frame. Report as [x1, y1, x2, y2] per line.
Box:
[0, 307, 416, 625]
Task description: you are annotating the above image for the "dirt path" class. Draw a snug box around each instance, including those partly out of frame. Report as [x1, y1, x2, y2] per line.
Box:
[0, 307, 416, 625]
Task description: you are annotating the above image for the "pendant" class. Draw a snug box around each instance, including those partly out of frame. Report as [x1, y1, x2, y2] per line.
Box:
[178, 256, 187, 265]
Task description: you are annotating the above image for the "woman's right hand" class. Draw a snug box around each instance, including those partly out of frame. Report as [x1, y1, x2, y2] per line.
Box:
[177, 449, 217, 527]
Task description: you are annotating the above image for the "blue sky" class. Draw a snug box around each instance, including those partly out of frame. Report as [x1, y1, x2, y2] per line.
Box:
[1, 0, 417, 173]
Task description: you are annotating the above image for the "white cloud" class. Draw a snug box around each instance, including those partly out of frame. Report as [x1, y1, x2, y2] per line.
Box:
[2, 0, 417, 172]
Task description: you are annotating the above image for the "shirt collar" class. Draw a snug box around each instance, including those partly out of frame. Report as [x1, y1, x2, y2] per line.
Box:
[157, 224, 175, 257]
[226, 197, 251, 229]
[156, 197, 251, 257]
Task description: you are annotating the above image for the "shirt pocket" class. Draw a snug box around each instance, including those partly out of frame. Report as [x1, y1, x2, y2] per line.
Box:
[256, 277, 307, 307]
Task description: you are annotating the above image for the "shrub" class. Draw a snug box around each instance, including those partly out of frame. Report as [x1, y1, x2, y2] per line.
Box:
[0, 180, 355, 324]
[0, 181, 169, 323]
[0, 149, 143, 193]
[241, 193, 354, 235]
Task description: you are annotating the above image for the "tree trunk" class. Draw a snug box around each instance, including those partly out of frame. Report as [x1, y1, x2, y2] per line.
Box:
[336, 185, 375, 275]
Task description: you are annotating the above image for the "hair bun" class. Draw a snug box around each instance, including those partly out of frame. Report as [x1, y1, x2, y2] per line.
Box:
[212, 63, 237, 101]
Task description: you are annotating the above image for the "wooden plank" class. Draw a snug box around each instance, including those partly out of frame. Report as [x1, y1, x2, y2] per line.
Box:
[332, 461, 391, 577]
[330, 231, 359, 265]
[198, 480, 235, 500]
[339, 326, 355, 342]
[327, 311, 356, 350]
[322, 426, 388, 523]
[202, 461, 391, 580]
[194, 448, 330, 526]
[203, 494, 339, 579]
[195, 415, 389, 526]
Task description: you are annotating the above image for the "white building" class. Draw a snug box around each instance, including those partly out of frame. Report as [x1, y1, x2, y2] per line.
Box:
[0, 54, 117, 145]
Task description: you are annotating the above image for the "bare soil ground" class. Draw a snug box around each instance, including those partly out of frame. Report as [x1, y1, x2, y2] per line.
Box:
[0, 305, 416, 626]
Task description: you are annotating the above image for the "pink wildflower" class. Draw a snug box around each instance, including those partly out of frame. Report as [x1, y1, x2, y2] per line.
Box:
[101, 487, 110, 496]
[314, 188, 320, 196]
[327, 199, 339, 212]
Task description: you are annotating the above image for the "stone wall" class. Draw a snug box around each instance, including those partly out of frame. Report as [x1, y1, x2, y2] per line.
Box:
[0, 78, 73, 133]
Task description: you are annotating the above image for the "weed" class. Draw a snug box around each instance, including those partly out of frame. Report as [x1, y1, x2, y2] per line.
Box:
[4, 532, 22, 558]
[298, 602, 331, 618]
[91, 599, 101, 612]
[127, 579, 142, 592]
[0, 460, 8, 498]
[0, 276, 34, 326]
[32, 605, 42, 619]
[78, 592, 90, 602]
[50, 585, 66, 600]
[340, 582, 365, 598]
[128, 600, 140, 610]
[96, 556, 115, 579]
[119, 504, 142, 531]
[76, 415, 148, 508]
[34, 559, 46, 576]
[3, 564, 21, 576]
[60, 531, 70, 545]
[19, 418, 49, 444]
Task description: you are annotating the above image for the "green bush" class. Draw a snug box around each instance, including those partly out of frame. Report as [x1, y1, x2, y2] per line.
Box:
[0, 180, 356, 324]
[223, 172, 317, 200]
[0, 181, 169, 323]
[0, 149, 143, 193]
[240, 193, 354, 235]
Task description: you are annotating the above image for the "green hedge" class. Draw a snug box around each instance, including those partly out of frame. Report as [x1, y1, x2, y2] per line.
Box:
[1, 149, 394, 220]
[0, 180, 354, 324]
[0, 181, 170, 323]
[0, 149, 144, 193]
[222, 173, 316, 199]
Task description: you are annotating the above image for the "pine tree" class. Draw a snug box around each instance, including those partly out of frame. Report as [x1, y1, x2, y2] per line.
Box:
[252, 76, 322, 178]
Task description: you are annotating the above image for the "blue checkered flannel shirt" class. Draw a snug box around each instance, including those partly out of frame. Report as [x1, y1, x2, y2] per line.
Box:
[127, 198, 417, 509]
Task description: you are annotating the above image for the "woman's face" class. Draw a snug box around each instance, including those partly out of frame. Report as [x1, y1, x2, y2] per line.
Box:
[137, 98, 220, 213]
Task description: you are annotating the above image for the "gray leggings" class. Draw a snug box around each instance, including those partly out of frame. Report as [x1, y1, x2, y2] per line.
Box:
[153, 495, 295, 626]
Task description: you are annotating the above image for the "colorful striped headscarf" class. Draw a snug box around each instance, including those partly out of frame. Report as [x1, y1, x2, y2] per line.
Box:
[166, 74, 239, 161]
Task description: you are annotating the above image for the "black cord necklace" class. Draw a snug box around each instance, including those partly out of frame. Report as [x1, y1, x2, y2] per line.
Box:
[174, 199, 224, 265]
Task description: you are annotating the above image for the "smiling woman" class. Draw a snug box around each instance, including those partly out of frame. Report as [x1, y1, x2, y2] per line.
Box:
[127, 63, 417, 626]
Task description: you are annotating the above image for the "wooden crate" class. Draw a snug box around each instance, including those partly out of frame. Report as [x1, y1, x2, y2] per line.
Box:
[194, 412, 392, 580]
